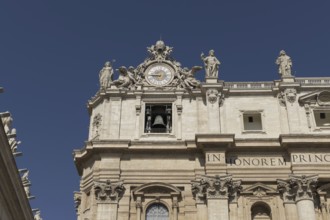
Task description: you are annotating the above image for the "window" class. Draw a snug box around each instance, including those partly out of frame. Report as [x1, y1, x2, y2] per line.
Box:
[314, 110, 330, 127]
[243, 112, 263, 131]
[251, 202, 272, 220]
[146, 204, 169, 220]
[145, 104, 172, 133]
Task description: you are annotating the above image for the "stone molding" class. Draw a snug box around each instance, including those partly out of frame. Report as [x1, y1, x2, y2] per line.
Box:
[94, 180, 125, 203]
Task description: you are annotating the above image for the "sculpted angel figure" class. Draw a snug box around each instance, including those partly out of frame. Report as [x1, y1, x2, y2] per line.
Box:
[112, 66, 134, 88]
[99, 61, 114, 89]
[178, 66, 202, 89]
[201, 50, 221, 78]
[276, 50, 292, 77]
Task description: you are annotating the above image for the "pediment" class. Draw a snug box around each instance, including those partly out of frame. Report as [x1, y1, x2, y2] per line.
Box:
[133, 182, 181, 197]
[299, 90, 330, 106]
[242, 183, 277, 196]
[318, 183, 330, 194]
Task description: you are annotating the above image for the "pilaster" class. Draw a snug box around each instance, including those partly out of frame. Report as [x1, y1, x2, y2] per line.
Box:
[176, 91, 184, 140]
[278, 77, 301, 133]
[94, 180, 125, 220]
[191, 175, 242, 220]
[277, 179, 298, 220]
[134, 91, 143, 140]
[201, 81, 223, 133]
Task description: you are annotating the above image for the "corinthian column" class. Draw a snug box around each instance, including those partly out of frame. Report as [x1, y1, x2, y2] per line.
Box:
[94, 180, 125, 220]
[277, 179, 298, 220]
[290, 175, 318, 220]
[192, 175, 241, 220]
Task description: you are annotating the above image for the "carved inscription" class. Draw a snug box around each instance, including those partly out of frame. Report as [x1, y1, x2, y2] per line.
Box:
[226, 156, 287, 167]
[205, 153, 330, 167]
[291, 153, 330, 164]
[206, 153, 225, 163]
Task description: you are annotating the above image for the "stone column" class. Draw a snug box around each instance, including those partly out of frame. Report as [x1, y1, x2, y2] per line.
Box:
[277, 179, 298, 220]
[290, 175, 318, 220]
[192, 175, 241, 220]
[94, 180, 125, 220]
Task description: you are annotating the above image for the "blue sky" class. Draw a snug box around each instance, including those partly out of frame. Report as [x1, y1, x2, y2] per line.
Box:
[1, 1, 330, 219]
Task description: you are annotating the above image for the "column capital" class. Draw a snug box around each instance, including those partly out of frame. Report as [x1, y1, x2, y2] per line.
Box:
[278, 175, 318, 203]
[94, 180, 125, 203]
[192, 175, 242, 201]
[277, 179, 296, 203]
[289, 174, 318, 202]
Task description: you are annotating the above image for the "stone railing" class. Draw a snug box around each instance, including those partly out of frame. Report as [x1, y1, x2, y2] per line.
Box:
[296, 77, 330, 85]
[224, 82, 273, 90]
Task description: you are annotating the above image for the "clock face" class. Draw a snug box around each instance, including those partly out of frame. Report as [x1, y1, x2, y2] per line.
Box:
[145, 64, 174, 86]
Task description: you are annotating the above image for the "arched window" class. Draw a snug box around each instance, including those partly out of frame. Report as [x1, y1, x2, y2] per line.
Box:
[251, 202, 272, 220]
[146, 203, 169, 220]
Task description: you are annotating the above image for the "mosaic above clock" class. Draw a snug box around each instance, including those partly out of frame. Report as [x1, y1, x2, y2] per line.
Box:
[98, 40, 220, 91]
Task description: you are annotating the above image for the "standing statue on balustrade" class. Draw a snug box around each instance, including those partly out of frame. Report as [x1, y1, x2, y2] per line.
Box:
[99, 61, 114, 89]
[201, 50, 221, 78]
[276, 50, 292, 77]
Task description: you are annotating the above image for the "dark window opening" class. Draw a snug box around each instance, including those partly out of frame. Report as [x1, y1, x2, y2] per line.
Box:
[314, 110, 330, 127]
[145, 104, 172, 133]
[320, 113, 326, 119]
[243, 113, 262, 131]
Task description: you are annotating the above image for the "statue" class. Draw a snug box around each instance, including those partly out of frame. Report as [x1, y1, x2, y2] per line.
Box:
[34, 210, 42, 220]
[147, 40, 173, 61]
[201, 50, 221, 78]
[1, 114, 13, 135]
[178, 66, 202, 89]
[112, 66, 134, 88]
[276, 50, 292, 77]
[99, 61, 114, 89]
[24, 184, 30, 197]
[21, 170, 29, 182]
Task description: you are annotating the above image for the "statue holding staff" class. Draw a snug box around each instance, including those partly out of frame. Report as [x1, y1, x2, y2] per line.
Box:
[201, 50, 221, 78]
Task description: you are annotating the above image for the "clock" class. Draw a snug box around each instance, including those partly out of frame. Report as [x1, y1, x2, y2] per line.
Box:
[145, 64, 174, 86]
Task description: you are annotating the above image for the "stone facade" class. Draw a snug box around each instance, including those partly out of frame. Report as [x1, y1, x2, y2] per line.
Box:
[74, 41, 330, 220]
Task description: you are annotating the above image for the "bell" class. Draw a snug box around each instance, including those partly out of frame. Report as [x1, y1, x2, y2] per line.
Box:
[152, 115, 166, 128]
